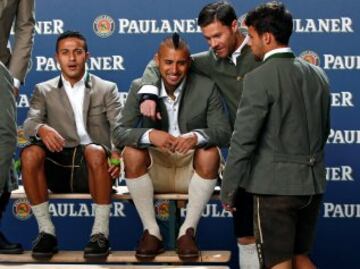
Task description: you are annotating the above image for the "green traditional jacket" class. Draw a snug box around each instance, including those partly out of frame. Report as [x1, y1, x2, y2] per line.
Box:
[221, 52, 331, 204]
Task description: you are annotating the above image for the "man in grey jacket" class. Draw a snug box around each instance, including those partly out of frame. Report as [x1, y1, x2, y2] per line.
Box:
[113, 34, 230, 260]
[222, 2, 330, 269]
[0, 0, 35, 254]
[21, 31, 122, 259]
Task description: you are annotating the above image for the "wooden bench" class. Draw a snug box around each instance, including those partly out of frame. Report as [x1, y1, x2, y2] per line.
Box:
[0, 263, 230, 269]
[11, 186, 220, 200]
[7, 186, 229, 265]
[0, 250, 230, 264]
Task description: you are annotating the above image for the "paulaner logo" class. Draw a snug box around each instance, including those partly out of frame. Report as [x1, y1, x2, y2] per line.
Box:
[299, 50, 320, 66]
[118, 18, 201, 34]
[293, 17, 353, 33]
[327, 129, 360, 144]
[16, 94, 30, 108]
[12, 199, 32, 221]
[17, 125, 30, 148]
[93, 15, 115, 38]
[155, 200, 169, 221]
[326, 166, 354, 181]
[35, 56, 125, 71]
[11, 19, 64, 35]
[324, 203, 360, 218]
[324, 55, 360, 70]
[181, 203, 232, 218]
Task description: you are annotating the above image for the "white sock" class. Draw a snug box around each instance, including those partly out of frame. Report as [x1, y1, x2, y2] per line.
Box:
[91, 203, 111, 238]
[126, 174, 161, 240]
[178, 172, 217, 238]
[238, 243, 261, 269]
[31, 201, 56, 236]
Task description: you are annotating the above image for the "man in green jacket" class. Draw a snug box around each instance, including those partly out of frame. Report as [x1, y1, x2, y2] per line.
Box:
[138, 2, 262, 268]
[113, 33, 230, 260]
[222, 2, 330, 269]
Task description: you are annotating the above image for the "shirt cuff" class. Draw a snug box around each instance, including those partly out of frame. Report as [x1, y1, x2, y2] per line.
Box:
[138, 85, 159, 95]
[140, 129, 153, 144]
[13, 78, 21, 88]
[34, 124, 45, 140]
[182, 132, 207, 146]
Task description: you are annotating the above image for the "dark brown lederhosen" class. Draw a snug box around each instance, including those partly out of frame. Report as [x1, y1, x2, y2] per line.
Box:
[22, 142, 111, 193]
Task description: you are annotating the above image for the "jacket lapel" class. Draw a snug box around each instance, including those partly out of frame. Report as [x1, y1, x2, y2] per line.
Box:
[82, 73, 92, 128]
[57, 77, 75, 122]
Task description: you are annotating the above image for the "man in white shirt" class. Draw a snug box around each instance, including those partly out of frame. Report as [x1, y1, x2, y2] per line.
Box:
[112, 33, 231, 260]
[21, 31, 122, 259]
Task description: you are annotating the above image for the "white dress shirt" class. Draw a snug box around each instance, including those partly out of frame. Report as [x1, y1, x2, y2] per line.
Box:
[62, 74, 92, 145]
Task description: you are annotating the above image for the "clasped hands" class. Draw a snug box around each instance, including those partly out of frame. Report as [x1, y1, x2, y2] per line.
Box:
[149, 129, 197, 154]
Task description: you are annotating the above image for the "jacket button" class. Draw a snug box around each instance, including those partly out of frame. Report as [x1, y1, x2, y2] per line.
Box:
[308, 157, 316, 166]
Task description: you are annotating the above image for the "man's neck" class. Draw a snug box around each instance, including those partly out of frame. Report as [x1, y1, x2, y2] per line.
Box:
[232, 32, 246, 54]
[62, 74, 84, 88]
[165, 86, 176, 100]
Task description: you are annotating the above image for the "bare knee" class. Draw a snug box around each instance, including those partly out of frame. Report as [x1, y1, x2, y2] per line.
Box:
[21, 145, 46, 170]
[122, 146, 150, 178]
[193, 147, 219, 179]
[293, 254, 316, 269]
[84, 144, 107, 168]
[238, 236, 256, 245]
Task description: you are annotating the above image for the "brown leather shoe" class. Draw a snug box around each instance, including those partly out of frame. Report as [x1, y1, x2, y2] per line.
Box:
[135, 230, 164, 259]
[176, 227, 199, 260]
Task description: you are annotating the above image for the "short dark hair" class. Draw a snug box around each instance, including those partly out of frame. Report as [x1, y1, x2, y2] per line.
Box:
[245, 1, 293, 45]
[198, 1, 237, 28]
[56, 31, 88, 52]
[158, 33, 190, 54]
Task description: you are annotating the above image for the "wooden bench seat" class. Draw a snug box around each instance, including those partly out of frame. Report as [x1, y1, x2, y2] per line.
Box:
[11, 186, 220, 201]
[0, 264, 230, 269]
[0, 250, 231, 264]
[0, 265, 230, 269]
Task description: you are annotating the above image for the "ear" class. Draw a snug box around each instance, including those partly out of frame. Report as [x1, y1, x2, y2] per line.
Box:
[263, 32, 272, 45]
[154, 53, 160, 66]
[85, 52, 90, 61]
[231, 19, 238, 33]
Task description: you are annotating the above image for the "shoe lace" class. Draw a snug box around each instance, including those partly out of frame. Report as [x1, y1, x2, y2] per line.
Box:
[90, 233, 107, 248]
